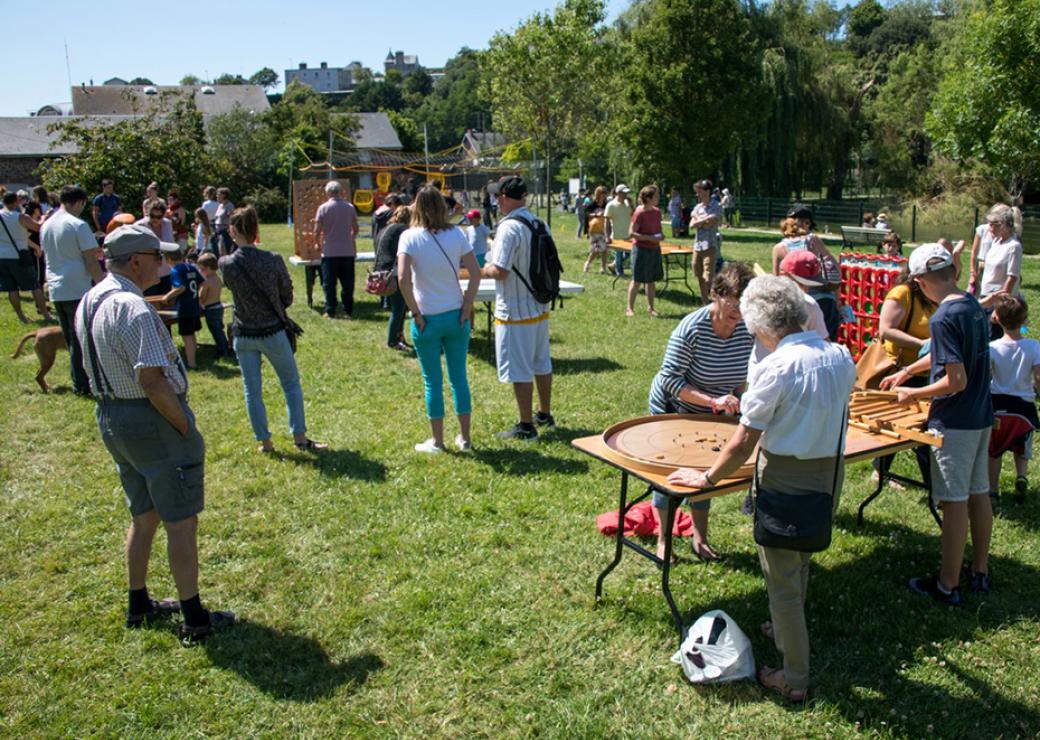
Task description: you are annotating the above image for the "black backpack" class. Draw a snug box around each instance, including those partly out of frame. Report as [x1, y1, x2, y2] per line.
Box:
[504, 213, 563, 306]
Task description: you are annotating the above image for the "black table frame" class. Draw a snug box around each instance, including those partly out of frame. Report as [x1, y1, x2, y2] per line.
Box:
[610, 247, 695, 299]
[591, 443, 936, 647]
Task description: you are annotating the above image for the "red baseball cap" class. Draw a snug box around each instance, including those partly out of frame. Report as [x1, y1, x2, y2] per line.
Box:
[779, 250, 824, 286]
[466, 209, 481, 220]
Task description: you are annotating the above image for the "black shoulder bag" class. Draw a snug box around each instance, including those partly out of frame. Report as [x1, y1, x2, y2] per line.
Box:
[236, 254, 304, 353]
[753, 407, 847, 553]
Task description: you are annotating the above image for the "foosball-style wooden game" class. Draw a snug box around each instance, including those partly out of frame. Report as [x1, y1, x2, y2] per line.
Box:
[573, 398, 940, 644]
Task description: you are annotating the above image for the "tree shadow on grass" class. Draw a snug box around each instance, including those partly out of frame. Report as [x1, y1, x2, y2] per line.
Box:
[277, 447, 388, 481]
[473, 447, 588, 476]
[553, 357, 624, 375]
[604, 517, 1040, 734]
[203, 619, 383, 701]
[992, 496, 1040, 533]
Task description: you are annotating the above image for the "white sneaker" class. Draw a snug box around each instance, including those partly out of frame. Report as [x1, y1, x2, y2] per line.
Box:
[414, 438, 444, 453]
[455, 435, 473, 452]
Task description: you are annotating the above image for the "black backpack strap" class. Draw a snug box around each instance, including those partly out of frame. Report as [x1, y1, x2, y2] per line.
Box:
[501, 213, 539, 295]
[80, 288, 123, 400]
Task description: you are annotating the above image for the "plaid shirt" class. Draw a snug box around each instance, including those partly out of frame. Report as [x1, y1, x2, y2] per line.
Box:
[75, 273, 188, 399]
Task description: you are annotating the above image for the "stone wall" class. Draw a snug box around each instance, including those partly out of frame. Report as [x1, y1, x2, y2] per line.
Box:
[0, 157, 45, 187]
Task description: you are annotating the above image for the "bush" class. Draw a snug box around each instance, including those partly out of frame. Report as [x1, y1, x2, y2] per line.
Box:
[243, 186, 288, 223]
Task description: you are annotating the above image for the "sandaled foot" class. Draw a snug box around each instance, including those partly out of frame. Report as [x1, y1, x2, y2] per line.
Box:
[655, 544, 680, 567]
[258, 442, 275, 454]
[625, 309, 635, 317]
[126, 598, 181, 629]
[648, 308, 660, 317]
[691, 540, 721, 562]
[757, 666, 807, 704]
[294, 438, 328, 451]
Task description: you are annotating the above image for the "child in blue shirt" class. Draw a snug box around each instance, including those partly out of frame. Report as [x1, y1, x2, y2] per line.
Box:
[162, 248, 203, 369]
[883, 243, 994, 604]
[464, 209, 490, 267]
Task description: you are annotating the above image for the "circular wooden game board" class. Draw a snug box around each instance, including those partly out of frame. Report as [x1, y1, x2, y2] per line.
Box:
[602, 414, 755, 478]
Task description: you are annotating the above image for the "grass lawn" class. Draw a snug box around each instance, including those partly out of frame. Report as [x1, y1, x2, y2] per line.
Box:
[2, 211, 1039, 737]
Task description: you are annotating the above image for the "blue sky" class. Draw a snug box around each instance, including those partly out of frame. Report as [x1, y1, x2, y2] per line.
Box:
[3, 0, 629, 117]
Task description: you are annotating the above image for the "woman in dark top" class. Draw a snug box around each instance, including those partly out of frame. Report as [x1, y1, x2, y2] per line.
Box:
[219, 206, 326, 453]
[375, 204, 411, 351]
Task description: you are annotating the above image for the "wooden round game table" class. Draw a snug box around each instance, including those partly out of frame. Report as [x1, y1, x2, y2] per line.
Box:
[601, 413, 755, 477]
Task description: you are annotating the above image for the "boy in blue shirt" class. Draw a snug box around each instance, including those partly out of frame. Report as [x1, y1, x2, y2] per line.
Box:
[162, 249, 203, 369]
[883, 243, 994, 604]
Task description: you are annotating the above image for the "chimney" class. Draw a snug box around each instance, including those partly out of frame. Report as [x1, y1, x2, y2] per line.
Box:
[299, 62, 307, 69]
[320, 61, 327, 69]
[396, 51, 404, 65]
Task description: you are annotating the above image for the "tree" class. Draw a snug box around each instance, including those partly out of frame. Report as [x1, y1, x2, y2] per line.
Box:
[180, 74, 203, 86]
[486, 0, 607, 226]
[128, 77, 154, 86]
[402, 68, 433, 106]
[206, 106, 281, 198]
[266, 81, 356, 177]
[412, 48, 493, 150]
[846, 0, 887, 56]
[213, 73, 248, 85]
[926, 0, 1040, 194]
[249, 67, 280, 90]
[617, 0, 766, 185]
[39, 93, 210, 210]
[384, 110, 422, 151]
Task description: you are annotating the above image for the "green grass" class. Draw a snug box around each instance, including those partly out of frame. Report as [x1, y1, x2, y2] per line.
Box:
[2, 213, 1039, 737]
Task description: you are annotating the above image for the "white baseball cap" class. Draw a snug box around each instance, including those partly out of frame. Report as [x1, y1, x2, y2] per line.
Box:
[614, 184, 630, 194]
[908, 243, 954, 276]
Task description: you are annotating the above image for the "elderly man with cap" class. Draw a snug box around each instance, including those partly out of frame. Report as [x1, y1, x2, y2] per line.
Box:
[482, 175, 555, 441]
[605, 184, 633, 276]
[76, 224, 234, 644]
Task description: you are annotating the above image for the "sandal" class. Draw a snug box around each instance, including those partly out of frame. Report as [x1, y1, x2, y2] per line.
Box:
[691, 540, 721, 562]
[179, 609, 236, 647]
[126, 598, 181, 629]
[757, 666, 807, 704]
[258, 443, 275, 454]
[294, 439, 328, 451]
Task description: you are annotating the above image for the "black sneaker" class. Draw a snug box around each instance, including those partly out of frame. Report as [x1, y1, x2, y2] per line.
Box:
[497, 422, 538, 441]
[533, 411, 556, 429]
[126, 598, 180, 629]
[969, 571, 992, 594]
[179, 609, 236, 646]
[909, 575, 964, 606]
[1014, 476, 1028, 503]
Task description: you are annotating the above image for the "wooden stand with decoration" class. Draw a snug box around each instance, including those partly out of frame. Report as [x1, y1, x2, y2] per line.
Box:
[291, 179, 352, 306]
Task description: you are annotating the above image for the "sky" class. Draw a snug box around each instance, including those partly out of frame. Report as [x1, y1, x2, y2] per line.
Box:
[3, 0, 630, 117]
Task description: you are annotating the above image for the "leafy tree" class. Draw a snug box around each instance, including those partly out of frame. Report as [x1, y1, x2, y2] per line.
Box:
[206, 106, 281, 198]
[846, 0, 887, 56]
[128, 77, 154, 86]
[486, 0, 607, 225]
[402, 68, 434, 105]
[180, 74, 203, 86]
[345, 72, 405, 113]
[39, 94, 210, 212]
[618, 0, 765, 185]
[412, 48, 493, 150]
[926, 0, 1040, 194]
[267, 81, 356, 176]
[384, 110, 422, 151]
[213, 73, 248, 85]
[249, 67, 280, 90]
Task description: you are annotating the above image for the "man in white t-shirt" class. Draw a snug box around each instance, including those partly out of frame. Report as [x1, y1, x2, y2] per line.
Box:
[482, 175, 554, 441]
[41, 185, 105, 395]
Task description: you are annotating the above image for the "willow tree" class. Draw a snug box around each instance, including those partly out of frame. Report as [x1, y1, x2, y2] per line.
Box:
[485, 0, 606, 227]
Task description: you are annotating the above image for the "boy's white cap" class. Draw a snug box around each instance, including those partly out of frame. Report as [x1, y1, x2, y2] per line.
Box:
[908, 243, 953, 276]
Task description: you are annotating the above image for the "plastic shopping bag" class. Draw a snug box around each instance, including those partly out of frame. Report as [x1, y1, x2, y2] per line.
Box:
[670, 609, 755, 684]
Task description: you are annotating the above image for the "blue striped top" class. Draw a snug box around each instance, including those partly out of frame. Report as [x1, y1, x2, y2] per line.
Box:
[648, 305, 754, 414]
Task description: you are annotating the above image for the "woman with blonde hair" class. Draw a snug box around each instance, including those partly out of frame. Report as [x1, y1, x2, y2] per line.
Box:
[398, 187, 482, 452]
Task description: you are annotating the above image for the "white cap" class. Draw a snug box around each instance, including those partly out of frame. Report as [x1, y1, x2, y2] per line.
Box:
[908, 243, 953, 276]
[614, 184, 630, 194]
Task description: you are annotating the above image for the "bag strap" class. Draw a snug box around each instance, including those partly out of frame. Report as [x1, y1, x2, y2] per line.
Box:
[500, 214, 540, 298]
[80, 288, 126, 399]
[428, 230, 464, 303]
[753, 405, 848, 501]
[0, 211, 22, 252]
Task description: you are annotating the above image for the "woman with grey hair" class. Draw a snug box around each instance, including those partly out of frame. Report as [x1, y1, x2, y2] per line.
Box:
[668, 275, 855, 703]
[978, 204, 1024, 335]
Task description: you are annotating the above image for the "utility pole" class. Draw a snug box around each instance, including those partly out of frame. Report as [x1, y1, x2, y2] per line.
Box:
[423, 124, 430, 179]
[327, 128, 333, 180]
[287, 141, 294, 227]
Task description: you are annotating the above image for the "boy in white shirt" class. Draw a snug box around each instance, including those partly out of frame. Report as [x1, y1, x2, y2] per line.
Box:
[987, 295, 1040, 502]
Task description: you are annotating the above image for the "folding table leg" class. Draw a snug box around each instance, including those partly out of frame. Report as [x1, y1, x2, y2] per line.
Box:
[596, 472, 629, 601]
[305, 265, 318, 307]
[857, 454, 888, 525]
[659, 494, 686, 644]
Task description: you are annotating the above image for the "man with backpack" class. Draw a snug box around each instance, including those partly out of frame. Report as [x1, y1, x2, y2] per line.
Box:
[482, 175, 558, 441]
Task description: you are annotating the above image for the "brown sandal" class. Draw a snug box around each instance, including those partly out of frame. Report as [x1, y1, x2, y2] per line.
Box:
[757, 666, 807, 704]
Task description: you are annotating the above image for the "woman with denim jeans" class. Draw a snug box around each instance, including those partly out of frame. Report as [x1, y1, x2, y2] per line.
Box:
[218, 206, 326, 454]
[374, 204, 411, 351]
[397, 187, 482, 453]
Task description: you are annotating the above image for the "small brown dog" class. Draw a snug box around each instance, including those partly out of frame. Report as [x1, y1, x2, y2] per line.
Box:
[12, 326, 68, 391]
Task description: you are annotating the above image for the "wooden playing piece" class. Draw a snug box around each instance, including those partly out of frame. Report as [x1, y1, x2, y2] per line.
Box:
[602, 414, 756, 477]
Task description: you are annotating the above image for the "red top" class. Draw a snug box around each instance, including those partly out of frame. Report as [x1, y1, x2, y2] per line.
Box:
[631, 206, 662, 250]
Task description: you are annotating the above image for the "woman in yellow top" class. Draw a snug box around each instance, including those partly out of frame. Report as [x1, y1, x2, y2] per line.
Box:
[873, 268, 936, 486]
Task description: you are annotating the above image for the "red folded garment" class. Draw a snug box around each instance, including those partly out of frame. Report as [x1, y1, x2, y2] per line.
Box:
[989, 414, 1035, 458]
[597, 500, 695, 537]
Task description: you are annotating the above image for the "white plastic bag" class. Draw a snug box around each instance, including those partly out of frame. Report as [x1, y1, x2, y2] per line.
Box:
[670, 609, 755, 684]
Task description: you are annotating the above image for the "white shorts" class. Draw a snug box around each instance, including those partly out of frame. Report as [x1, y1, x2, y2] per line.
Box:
[495, 318, 551, 383]
[930, 427, 992, 502]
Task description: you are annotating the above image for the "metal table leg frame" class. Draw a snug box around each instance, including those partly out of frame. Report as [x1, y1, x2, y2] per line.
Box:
[659, 493, 686, 644]
[857, 450, 940, 528]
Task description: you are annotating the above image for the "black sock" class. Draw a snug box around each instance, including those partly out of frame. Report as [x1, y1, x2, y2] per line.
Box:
[128, 587, 151, 615]
[180, 594, 209, 628]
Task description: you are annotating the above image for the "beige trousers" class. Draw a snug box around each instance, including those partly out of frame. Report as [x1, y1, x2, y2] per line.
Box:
[757, 544, 812, 690]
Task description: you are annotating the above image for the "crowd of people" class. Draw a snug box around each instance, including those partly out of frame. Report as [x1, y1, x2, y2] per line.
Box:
[3, 170, 1032, 700]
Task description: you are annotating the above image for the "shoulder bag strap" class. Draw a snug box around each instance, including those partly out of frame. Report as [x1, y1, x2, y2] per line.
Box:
[0, 212, 22, 252]
[498, 215, 539, 297]
[428, 230, 465, 303]
[832, 406, 848, 498]
[80, 288, 123, 399]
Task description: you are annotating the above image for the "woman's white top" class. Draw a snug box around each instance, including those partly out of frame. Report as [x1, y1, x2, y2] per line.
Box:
[399, 226, 472, 315]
